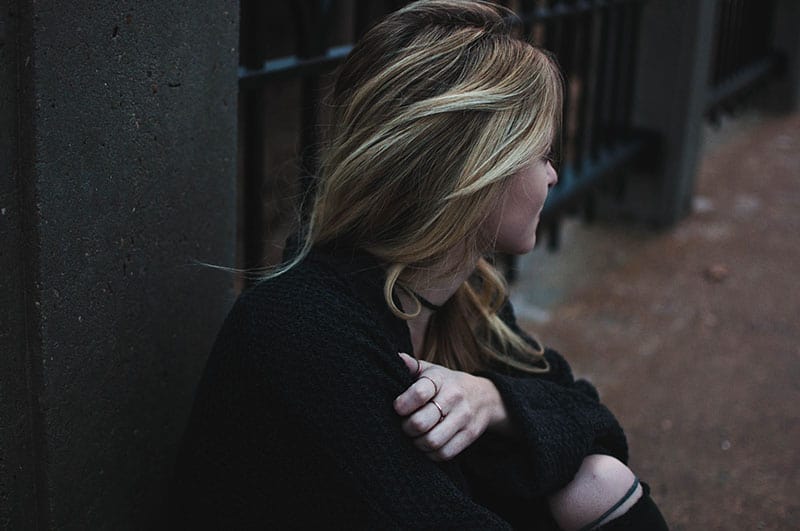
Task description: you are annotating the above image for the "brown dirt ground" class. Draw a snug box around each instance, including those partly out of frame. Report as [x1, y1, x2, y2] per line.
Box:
[512, 112, 800, 531]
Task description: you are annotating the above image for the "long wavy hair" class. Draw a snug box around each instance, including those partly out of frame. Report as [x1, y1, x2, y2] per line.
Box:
[276, 0, 562, 373]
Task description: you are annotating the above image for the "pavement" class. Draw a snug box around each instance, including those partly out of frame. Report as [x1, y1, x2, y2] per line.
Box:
[510, 110, 800, 530]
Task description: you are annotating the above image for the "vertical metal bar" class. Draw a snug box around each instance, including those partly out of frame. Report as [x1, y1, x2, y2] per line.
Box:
[720, 0, 734, 82]
[544, 2, 564, 60]
[615, 1, 639, 138]
[747, 0, 766, 65]
[610, 1, 641, 203]
[240, 92, 267, 273]
[753, 0, 764, 64]
[591, 1, 612, 156]
[761, 0, 777, 58]
[731, 0, 743, 79]
[519, 0, 537, 36]
[239, 0, 269, 273]
[559, 0, 579, 168]
[354, 0, 372, 40]
[572, 0, 593, 172]
[722, 0, 733, 78]
[293, 1, 333, 217]
[605, 2, 623, 142]
[546, 0, 561, 251]
[544, 1, 566, 166]
[611, 2, 628, 137]
[580, 2, 603, 162]
[741, 0, 753, 66]
[711, 0, 725, 85]
[624, 2, 643, 133]
[715, 0, 726, 84]
[728, 0, 739, 78]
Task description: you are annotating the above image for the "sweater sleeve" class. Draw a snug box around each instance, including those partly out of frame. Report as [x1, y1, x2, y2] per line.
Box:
[497, 299, 601, 399]
[456, 301, 629, 500]
[463, 371, 629, 498]
[177, 282, 513, 529]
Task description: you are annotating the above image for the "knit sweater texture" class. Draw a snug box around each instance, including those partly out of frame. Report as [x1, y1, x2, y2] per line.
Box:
[170, 244, 628, 529]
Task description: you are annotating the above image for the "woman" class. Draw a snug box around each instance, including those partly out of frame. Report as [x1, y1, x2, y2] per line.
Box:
[171, 1, 668, 529]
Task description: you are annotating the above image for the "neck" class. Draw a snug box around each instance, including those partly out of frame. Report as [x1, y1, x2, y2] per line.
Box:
[396, 252, 479, 356]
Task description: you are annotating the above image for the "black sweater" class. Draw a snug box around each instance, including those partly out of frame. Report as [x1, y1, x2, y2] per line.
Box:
[170, 245, 628, 529]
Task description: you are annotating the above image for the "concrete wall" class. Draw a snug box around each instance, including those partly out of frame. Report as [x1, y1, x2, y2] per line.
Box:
[1, 1, 239, 528]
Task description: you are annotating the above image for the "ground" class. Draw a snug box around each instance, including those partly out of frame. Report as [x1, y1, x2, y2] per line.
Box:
[511, 110, 800, 531]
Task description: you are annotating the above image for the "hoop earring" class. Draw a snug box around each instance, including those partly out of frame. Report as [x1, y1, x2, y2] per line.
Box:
[385, 264, 420, 319]
[393, 283, 422, 318]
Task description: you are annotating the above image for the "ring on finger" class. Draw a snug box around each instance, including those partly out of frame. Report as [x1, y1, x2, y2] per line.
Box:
[430, 399, 446, 422]
[418, 375, 438, 395]
[413, 357, 421, 377]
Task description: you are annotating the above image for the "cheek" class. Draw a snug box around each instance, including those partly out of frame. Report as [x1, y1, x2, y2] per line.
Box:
[515, 173, 547, 215]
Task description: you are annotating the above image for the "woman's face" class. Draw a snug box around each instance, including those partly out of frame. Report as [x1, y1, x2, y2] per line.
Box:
[484, 157, 558, 255]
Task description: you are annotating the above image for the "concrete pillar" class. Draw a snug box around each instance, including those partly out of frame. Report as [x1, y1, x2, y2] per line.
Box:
[1, 1, 238, 528]
[624, 0, 717, 227]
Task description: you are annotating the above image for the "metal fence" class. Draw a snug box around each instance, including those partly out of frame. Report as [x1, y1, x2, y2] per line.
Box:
[237, 0, 785, 279]
[238, 1, 406, 272]
[707, 0, 781, 116]
[512, 0, 653, 252]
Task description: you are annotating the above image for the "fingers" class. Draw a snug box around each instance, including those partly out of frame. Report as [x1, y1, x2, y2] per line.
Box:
[413, 410, 478, 461]
[397, 352, 420, 375]
[425, 429, 475, 462]
[394, 375, 439, 416]
[401, 400, 445, 437]
[394, 353, 442, 416]
[412, 406, 460, 450]
[398, 352, 436, 375]
[394, 353, 483, 461]
[404, 385, 484, 461]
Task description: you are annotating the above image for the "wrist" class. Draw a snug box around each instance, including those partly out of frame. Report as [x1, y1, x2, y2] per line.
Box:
[476, 376, 513, 435]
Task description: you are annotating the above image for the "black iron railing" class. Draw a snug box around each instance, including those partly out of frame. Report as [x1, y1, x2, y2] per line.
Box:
[238, 1, 407, 272]
[514, 0, 652, 252]
[708, 0, 782, 114]
[238, 0, 657, 276]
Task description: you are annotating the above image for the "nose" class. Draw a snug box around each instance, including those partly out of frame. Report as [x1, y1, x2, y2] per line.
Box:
[547, 161, 558, 188]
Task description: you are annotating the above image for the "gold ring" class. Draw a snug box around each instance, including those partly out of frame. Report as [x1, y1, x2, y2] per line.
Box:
[418, 375, 438, 395]
[431, 399, 445, 422]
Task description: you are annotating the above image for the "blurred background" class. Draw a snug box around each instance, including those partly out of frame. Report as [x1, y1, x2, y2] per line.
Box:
[2, 0, 798, 528]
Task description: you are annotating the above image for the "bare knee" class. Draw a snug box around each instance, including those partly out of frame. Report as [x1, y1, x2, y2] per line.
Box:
[547, 454, 642, 531]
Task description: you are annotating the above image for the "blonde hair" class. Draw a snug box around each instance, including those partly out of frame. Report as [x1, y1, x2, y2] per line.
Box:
[282, 0, 562, 373]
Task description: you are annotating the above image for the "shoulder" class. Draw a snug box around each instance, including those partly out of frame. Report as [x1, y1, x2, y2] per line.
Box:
[236, 256, 360, 325]
[233, 246, 388, 328]
[205, 251, 405, 388]
[220, 257, 378, 354]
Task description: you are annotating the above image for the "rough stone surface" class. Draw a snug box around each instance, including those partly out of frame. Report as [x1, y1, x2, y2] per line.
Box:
[513, 111, 800, 530]
[2, 1, 239, 528]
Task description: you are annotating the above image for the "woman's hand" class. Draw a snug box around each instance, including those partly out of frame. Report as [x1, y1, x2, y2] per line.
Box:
[393, 352, 512, 461]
